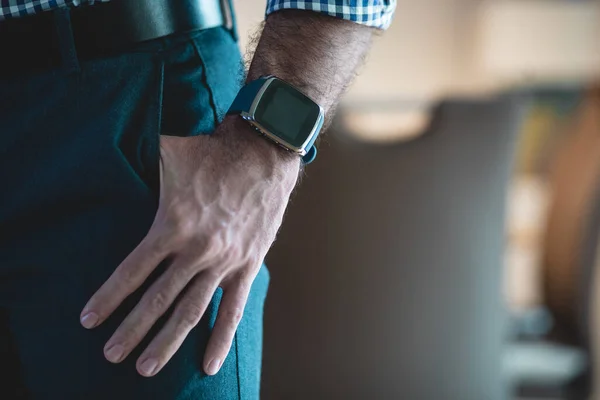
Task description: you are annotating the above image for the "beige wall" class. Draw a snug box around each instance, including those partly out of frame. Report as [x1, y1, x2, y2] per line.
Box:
[233, 0, 472, 103]
[233, 0, 600, 106]
[477, 0, 600, 88]
[232, 0, 264, 52]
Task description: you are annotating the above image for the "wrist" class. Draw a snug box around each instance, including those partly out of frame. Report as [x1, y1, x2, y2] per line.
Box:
[216, 116, 301, 171]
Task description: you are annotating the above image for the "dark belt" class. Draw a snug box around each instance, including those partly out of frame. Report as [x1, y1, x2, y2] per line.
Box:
[0, 0, 229, 75]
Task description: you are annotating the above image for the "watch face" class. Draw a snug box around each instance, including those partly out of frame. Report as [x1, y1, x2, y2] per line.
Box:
[253, 79, 322, 149]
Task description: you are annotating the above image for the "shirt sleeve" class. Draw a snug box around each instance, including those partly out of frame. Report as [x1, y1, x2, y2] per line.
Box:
[265, 1, 397, 30]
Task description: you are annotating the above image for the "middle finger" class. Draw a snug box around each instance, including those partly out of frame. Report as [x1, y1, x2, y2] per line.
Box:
[103, 258, 198, 364]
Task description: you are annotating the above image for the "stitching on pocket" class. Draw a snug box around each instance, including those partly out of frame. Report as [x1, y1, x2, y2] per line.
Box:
[156, 61, 165, 136]
[113, 54, 165, 197]
[235, 332, 242, 400]
[190, 39, 220, 131]
[140, 59, 165, 195]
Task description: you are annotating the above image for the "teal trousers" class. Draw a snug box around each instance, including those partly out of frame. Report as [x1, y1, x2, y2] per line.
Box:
[0, 12, 268, 400]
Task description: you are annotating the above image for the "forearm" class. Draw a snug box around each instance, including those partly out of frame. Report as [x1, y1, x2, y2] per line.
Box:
[216, 10, 375, 170]
[248, 10, 375, 118]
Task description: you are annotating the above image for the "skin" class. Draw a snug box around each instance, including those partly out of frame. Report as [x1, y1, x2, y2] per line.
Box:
[79, 9, 375, 378]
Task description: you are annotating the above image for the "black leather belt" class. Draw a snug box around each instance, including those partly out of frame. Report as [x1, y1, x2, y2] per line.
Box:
[0, 0, 228, 75]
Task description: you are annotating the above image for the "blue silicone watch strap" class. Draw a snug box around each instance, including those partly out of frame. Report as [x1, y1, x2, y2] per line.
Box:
[227, 77, 269, 114]
[227, 77, 318, 164]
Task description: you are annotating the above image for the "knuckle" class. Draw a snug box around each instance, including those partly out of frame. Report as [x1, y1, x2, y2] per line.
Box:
[114, 270, 138, 295]
[161, 206, 199, 246]
[171, 265, 192, 283]
[171, 208, 196, 236]
[179, 303, 204, 328]
[151, 233, 173, 253]
[170, 202, 190, 224]
[204, 234, 224, 254]
[148, 291, 170, 314]
[242, 253, 261, 270]
[237, 267, 257, 284]
[165, 229, 191, 249]
[228, 247, 248, 266]
[219, 253, 235, 269]
[223, 307, 244, 325]
[203, 269, 224, 283]
[174, 220, 196, 242]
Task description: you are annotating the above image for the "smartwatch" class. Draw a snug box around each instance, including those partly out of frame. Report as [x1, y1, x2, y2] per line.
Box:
[227, 76, 325, 164]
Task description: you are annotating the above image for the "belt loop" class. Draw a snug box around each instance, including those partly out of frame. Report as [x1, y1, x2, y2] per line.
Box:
[53, 8, 81, 74]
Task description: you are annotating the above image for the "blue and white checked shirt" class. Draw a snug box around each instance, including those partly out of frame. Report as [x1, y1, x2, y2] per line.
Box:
[0, 0, 395, 29]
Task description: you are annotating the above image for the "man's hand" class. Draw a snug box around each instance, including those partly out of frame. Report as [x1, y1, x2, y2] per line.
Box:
[80, 9, 374, 377]
[80, 118, 299, 377]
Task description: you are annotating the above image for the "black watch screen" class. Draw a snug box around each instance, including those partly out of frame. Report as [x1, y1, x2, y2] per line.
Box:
[253, 79, 321, 148]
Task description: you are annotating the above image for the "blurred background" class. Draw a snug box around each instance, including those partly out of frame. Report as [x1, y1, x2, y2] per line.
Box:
[235, 0, 600, 399]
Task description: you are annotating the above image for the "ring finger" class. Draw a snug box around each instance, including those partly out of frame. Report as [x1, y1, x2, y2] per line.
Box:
[135, 271, 221, 377]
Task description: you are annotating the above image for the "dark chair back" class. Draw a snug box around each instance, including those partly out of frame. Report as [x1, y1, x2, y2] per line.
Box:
[263, 95, 527, 400]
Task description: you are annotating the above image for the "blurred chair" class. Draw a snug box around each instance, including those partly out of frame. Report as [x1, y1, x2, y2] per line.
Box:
[262, 94, 527, 400]
[541, 86, 600, 399]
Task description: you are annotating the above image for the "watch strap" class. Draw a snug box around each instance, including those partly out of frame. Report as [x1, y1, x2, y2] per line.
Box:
[227, 77, 318, 164]
[227, 77, 270, 114]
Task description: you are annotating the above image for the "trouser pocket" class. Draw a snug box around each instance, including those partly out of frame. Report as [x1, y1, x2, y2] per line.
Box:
[0, 50, 164, 237]
[98, 53, 164, 198]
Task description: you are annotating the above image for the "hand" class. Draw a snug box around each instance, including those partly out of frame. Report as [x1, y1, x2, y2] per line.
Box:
[80, 118, 299, 377]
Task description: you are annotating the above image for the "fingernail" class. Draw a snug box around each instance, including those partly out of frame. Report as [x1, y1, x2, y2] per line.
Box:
[139, 358, 159, 376]
[105, 344, 125, 363]
[80, 312, 99, 329]
[207, 358, 221, 376]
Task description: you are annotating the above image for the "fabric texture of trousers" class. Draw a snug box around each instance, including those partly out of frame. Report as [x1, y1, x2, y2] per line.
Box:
[0, 9, 269, 400]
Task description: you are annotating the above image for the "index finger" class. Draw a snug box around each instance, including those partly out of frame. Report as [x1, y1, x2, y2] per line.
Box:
[80, 232, 169, 329]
